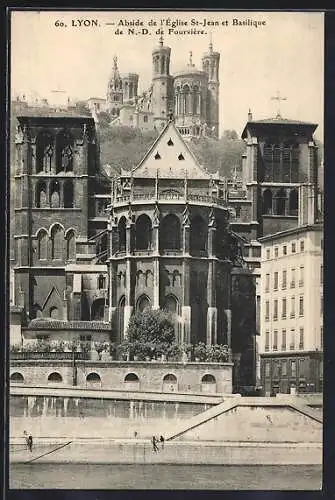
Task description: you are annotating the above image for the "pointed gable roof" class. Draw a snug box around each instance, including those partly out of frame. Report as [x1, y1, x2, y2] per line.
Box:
[132, 120, 211, 179]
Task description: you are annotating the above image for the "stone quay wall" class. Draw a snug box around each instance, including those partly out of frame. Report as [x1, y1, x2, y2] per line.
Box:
[10, 360, 233, 395]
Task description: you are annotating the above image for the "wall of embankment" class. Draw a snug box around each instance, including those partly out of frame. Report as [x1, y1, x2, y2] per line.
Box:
[10, 439, 322, 466]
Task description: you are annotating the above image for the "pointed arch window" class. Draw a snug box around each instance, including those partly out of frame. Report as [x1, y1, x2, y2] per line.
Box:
[118, 217, 127, 252]
[51, 225, 64, 260]
[66, 230, 76, 260]
[37, 230, 48, 260]
[56, 131, 74, 173]
[137, 295, 151, 313]
[36, 132, 53, 173]
[36, 181, 48, 208]
[160, 214, 181, 251]
[190, 215, 207, 255]
[135, 214, 152, 250]
[64, 180, 74, 208]
[119, 295, 125, 337]
[50, 180, 60, 208]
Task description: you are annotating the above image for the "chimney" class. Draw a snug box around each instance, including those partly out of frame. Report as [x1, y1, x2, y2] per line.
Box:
[298, 184, 317, 226]
[248, 109, 253, 121]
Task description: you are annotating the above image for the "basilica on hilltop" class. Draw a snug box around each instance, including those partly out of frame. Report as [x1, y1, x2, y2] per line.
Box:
[87, 37, 220, 139]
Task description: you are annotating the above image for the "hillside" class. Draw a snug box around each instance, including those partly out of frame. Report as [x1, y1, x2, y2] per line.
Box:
[98, 123, 246, 178]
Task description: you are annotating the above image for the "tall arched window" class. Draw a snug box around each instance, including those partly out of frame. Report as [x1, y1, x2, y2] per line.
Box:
[160, 214, 181, 251]
[50, 180, 60, 208]
[183, 85, 190, 114]
[66, 230, 76, 260]
[51, 225, 64, 260]
[291, 145, 300, 182]
[273, 145, 281, 182]
[119, 296, 125, 338]
[36, 181, 48, 208]
[137, 295, 151, 313]
[36, 132, 53, 173]
[275, 188, 286, 216]
[135, 214, 152, 250]
[192, 86, 200, 115]
[263, 144, 273, 181]
[164, 294, 179, 341]
[190, 215, 207, 255]
[262, 189, 273, 215]
[118, 217, 127, 252]
[37, 229, 48, 260]
[289, 189, 298, 216]
[64, 180, 74, 208]
[165, 294, 179, 314]
[56, 131, 73, 174]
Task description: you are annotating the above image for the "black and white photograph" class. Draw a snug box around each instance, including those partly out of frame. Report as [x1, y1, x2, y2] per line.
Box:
[8, 9, 324, 490]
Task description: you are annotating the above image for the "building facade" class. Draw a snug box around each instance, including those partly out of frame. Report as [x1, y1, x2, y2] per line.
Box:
[259, 221, 323, 395]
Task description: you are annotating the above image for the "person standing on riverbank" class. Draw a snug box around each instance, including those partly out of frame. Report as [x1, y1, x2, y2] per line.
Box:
[27, 434, 33, 452]
[152, 435, 159, 453]
[23, 431, 33, 452]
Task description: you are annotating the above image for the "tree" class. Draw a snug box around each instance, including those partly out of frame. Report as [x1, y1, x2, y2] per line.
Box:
[127, 309, 175, 345]
[119, 309, 176, 360]
[188, 131, 246, 178]
[98, 125, 159, 171]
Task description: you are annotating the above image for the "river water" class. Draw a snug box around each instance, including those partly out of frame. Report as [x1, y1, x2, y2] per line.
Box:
[10, 464, 322, 490]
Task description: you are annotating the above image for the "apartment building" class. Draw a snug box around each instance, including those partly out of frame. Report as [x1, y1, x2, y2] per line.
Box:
[259, 222, 323, 394]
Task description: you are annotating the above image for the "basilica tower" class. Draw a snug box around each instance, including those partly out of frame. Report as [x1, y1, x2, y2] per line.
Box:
[202, 40, 220, 138]
[151, 37, 173, 130]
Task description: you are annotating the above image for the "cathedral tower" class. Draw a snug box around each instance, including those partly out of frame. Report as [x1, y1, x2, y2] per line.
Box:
[202, 40, 220, 138]
[107, 56, 123, 116]
[151, 36, 173, 130]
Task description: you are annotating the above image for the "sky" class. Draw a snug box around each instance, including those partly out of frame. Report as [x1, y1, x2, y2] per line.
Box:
[10, 10, 324, 140]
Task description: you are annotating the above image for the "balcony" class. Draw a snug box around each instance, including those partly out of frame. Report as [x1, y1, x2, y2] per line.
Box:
[290, 281, 295, 289]
[299, 280, 304, 287]
[113, 193, 227, 208]
[11, 351, 90, 361]
[282, 284, 287, 290]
